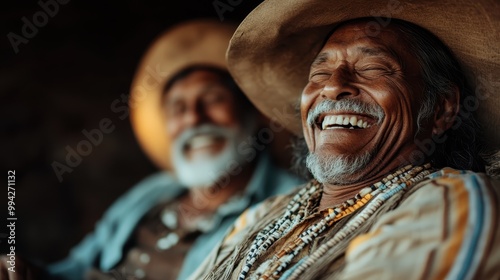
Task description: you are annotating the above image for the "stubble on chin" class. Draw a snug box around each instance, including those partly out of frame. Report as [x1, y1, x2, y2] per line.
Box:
[305, 151, 373, 185]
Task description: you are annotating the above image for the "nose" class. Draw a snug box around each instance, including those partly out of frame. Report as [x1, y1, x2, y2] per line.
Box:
[183, 102, 206, 127]
[321, 66, 359, 100]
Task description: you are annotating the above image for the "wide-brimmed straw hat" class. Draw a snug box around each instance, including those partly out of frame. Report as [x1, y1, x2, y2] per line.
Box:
[227, 0, 500, 149]
[130, 19, 236, 170]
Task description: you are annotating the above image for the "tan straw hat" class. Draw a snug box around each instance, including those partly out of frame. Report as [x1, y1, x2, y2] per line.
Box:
[227, 0, 500, 149]
[130, 19, 236, 170]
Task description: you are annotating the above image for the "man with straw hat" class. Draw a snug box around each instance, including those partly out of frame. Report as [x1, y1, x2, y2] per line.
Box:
[25, 19, 301, 280]
[191, 1, 500, 279]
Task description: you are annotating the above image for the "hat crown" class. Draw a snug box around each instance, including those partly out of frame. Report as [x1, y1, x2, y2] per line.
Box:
[227, 0, 500, 149]
[130, 19, 237, 170]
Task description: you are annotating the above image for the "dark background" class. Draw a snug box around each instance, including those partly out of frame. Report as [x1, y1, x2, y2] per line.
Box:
[1, 0, 263, 264]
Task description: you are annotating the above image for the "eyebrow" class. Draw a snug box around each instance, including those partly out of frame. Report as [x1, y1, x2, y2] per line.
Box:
[358, 47, 385, 56]
[311, 52, 329, 67]
[311, 47, 395, 66]
[358, 46, 401, 63]
[164, 83, 226, 105]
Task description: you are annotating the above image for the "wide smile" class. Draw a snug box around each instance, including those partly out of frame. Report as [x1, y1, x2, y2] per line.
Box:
[185, 134, 225, 151]
[315, 113, 377, 130]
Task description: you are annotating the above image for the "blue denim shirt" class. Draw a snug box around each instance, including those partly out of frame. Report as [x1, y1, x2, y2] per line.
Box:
[48, 153, 303, 280]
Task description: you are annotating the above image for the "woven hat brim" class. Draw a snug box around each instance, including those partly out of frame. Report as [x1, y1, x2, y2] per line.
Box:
[227, 0, 500, 149]
[130, 19, 236, 170]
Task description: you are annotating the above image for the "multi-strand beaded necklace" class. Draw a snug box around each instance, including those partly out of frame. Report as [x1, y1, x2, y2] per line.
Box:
[238, 163, 433, 280]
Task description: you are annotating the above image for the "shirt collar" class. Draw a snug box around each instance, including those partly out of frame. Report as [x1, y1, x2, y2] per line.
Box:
[212, 152, 272, 219]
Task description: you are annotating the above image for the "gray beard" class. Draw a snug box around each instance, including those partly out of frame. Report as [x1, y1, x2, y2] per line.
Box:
[172, 137, 245, 189]
[171, 119, 257, 189]
[305, 151, 373, 185]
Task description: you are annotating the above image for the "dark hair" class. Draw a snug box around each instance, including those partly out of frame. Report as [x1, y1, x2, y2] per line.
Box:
[390, 18, 485, 171]
[292, 18, 486, 174]
[161, 65, 254, 112]
[291, 135, 312, 180]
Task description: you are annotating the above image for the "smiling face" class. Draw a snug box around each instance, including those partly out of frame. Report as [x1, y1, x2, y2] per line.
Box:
[164, 69, 242, 159]
[302, 21, 429, 185]
[163, 68, 256, 187]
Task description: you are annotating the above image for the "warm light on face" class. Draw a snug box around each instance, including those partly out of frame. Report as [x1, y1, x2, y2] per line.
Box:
[162, 69, 256, 187]
[301, 21, 427, 184]
[163, 70, 242, 159]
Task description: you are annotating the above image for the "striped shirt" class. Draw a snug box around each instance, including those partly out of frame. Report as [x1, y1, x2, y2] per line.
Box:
[191, 168, 500, 280]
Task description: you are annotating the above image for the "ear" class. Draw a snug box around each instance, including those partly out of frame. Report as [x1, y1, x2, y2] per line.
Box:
[432, 86, 460, 135]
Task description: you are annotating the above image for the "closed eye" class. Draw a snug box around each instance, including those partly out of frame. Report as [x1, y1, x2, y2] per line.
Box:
[309, 72, 331, 83]
[166, 101, 186, 117]
[203, 92, 226, 105]
[356, 66, 393, 79]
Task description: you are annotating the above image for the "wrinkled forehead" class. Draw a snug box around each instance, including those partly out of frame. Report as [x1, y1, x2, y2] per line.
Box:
[314, 19, 413, 64]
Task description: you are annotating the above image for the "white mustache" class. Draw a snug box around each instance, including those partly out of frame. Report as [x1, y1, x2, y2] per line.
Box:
[306, 99, 385, 127]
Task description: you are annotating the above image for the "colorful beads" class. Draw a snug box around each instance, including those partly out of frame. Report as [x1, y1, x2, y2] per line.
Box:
[238, 164, 433, 280]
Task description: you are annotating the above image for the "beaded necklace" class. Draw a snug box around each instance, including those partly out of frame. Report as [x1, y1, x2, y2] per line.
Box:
[238, 164, 433, 280]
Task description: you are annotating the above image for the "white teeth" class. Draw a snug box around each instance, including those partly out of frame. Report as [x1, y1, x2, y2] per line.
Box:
[322, 116, 331, 129]
[189, 135, 216, 149]
[320, 115, 372, 130]
[357, 119, 363, 127]
[349, 116, 358, 126]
